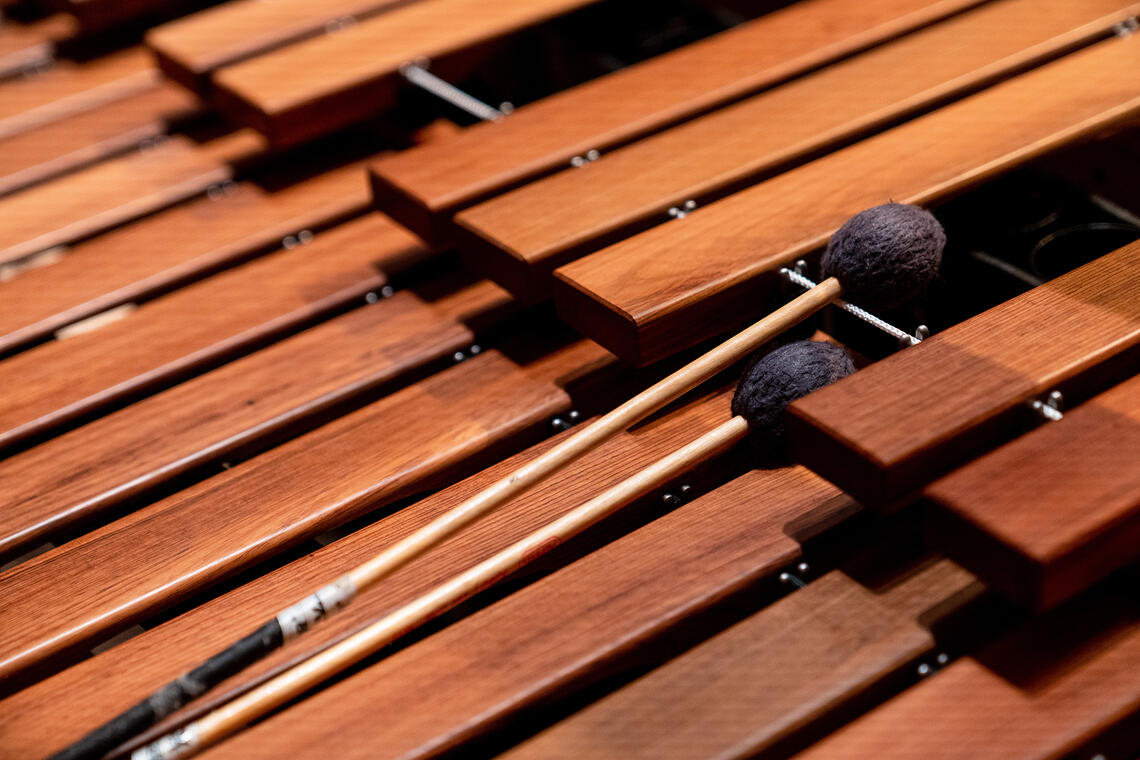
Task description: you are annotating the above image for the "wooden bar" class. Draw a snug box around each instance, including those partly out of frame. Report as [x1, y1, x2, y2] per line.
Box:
[554, 36, 1140, 365]
[0, 385, 721, 759]
[0, 161, 371, 355]
[0, 14, 75, 78]
[0, 130, 266, 266]
[0, 47, 156, 140]
[369, 0, 986, 246]
[926, 372, 1140, 611]
[453, 0, 1140, 299]
[788, 241, 1140, 508]
[0, 279, 511, 559]
[0, 213, 425, 454]
[191, 466, 856, 760]
[0, 83, 198, 197]
[0, 339, 603, 684]
[49, 0, 211, 33]
[794, 582, 1140, 759]
[147, 0, 415, 93]
[501, 563, 976, 760]
[212, 0, 604, 146]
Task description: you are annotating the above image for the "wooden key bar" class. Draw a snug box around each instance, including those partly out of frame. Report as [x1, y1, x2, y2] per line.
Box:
[502, 562, 977, 760]
[48, 0, 211, 33]
[191, 466, 856, 760]
[926, 372, 1140, 611]
[0, 14, 75, 79]
[788, 241, 1140, 508]
[794, 581, 1140, 759]
[0, 213, 424, 454]
[369, 0, 985, 246]
[0, 46, 156, 139]
[454, 0, 1140, 299]
[148, 0, 417, 93]
[0, 279, 511, 559]
[0, 129, 265, 267]
[212, 0, 604, 146]
[0, 161, 371, 355]
[554, 36, 1140, 365]
[0, 385, 718, 758]
[0, 339, 603, 684]
[0, 83, 198, 197]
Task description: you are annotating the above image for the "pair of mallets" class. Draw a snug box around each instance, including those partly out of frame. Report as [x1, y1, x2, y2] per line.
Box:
[58, 203, 944, 760]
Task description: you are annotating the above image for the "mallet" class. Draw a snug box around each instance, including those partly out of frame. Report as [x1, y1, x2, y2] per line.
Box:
[54, 203, 942, 760]
[132, 339, 857, 760]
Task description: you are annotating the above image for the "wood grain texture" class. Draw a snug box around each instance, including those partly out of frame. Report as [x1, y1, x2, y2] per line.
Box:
[0, 339, 603, 684]
[0, 279, 511, 559]
[212, 0, 602, 146]
[788, 241, 1140, 508]
[0, 47, 156, 140]
[554, 36, 1140, 365]
[195, 466, 854, 760]
[0, 83, 198, 197]
[0, 161, 371, 355]
[369, 0, 986, 245]
[453, 0, 1140, 299]
[0, 130, 266, 266]
[502, 562, 976, 760]
[0, 383, 720, 759]
[926, 372, 1140, 611]
[0, 213, 425, 454]
[147, 0, 415, 92]
[793, 583, 1140, 759]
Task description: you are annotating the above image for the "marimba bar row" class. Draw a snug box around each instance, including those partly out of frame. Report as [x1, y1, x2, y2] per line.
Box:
[0, 0, 1137, 758]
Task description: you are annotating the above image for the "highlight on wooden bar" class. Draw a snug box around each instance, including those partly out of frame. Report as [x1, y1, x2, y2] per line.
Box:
[1, 0, 1138, 758]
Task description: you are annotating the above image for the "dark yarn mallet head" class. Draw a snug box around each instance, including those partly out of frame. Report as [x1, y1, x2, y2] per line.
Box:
[731, 340, 855, 463]
[821, 202, 945, 311]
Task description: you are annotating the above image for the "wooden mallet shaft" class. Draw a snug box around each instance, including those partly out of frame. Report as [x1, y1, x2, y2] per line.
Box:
[139, 416, 750, 759]
[55, 278, 840, 760]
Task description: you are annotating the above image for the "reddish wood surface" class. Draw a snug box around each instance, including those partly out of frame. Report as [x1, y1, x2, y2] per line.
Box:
[793, 583, 1140, 759]
[502, 562, 977, 760]
[926, 372, 1140, 611]
[0, 339, 604, 684]
[453, 0, 1140, 299]
[788, 241, 1140, 508]
[0, 384, 720, 759]
[0, 279, 511, 559]
[212, 0, 603, 146]
[195, 466, 854, 760]
[369, 0, 985, 245]
[0, 14, 75, 78]
[554, 36, 1140, 365]
[51, 0, 210, 33]
[0, 161, 371, 355]
[0, 130, 266, 266]
[147, 0, 415, 92]
[0, 213, 426, 454]
[0, 47, 157, 140]
[0, 83, 198, 197]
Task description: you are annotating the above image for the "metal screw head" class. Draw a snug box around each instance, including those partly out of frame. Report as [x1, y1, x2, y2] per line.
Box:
[380, 285, 395, 298]
[469, 344, 482, 355]
[917, 663, 932, 676]
[936, 652, 949, 665]
[586, 149, 600, 161]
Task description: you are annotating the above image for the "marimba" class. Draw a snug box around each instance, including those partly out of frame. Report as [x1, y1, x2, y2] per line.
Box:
[0, 0, 1138, 757]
